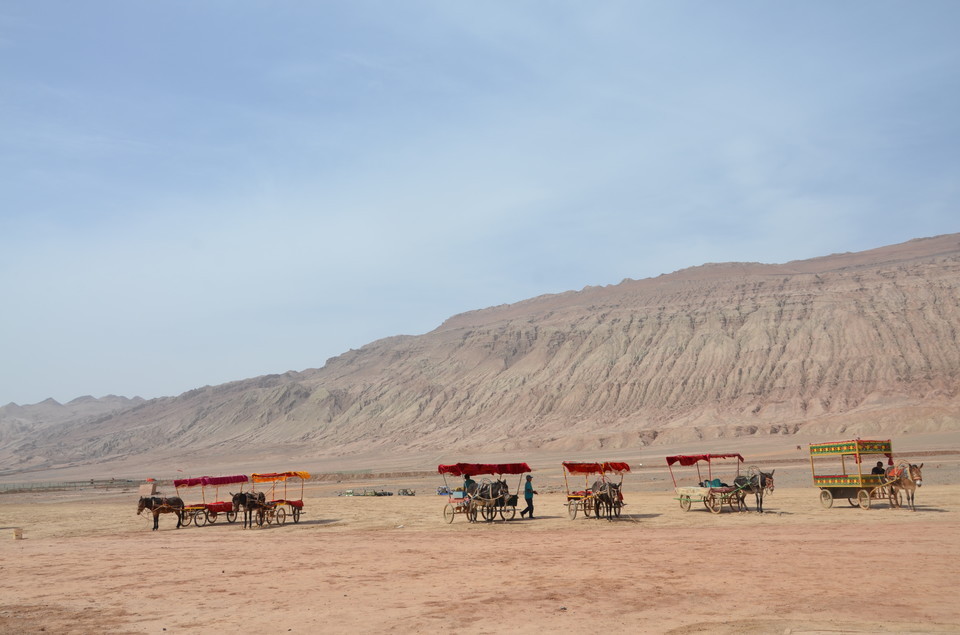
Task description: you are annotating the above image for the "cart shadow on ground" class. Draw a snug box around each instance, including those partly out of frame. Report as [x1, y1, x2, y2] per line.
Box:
[283, 518, 342, 526]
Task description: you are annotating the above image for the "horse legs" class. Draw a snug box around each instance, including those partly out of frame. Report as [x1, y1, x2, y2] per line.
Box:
[152, 510, 160, 531]
[176, 510, 183, 529]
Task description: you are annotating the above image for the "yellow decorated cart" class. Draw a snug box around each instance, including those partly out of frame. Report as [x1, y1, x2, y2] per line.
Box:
[810, 439, 899, 509]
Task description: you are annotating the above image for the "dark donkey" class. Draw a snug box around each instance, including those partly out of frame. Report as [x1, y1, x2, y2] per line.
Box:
[733, 469, 775, 513]
[470, 479, 509, 522]
[591, 479, 623, 519]
[231, 491, 267, 529]
[137, 496, 185, 531]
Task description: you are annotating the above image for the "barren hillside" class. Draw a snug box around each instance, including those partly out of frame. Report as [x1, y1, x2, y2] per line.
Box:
[3, 234, 959, 476]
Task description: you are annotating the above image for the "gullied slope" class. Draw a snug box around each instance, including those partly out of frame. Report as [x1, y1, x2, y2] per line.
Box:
[3, 235, 959, 472]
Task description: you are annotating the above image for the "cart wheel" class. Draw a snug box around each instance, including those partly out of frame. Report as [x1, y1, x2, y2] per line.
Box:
[705, 493, 722, 514]
[889, 489, 902, 509]
[847, 498, 859, 507]
[292, 508, 301, 523]
[256, 509, 265, 526]
[265, 510, 274, 525]
[276, 508, 287, 525]
[194, 511, 207, 527]
[584, 503, 594, 518]
[568, 503, 578, 520]
[226, 511, 237, 523]
[729, 496, 742, 513]
[679, 495, 692, 512]
[819, 489, 833, 509]
[181, 511, 193, 527]
[857, 489, 871, 509]
[500, 506, 516, 521]
[206, 511, 218, 524]
[443, 504, 455, 524]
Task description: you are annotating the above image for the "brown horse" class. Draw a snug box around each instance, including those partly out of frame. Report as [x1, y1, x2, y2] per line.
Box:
[137, 496, 184, 530]
[888, 462, 923, 511]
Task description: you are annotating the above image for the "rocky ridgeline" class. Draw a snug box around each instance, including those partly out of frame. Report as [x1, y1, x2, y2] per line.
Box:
[3, 234, 959, 473]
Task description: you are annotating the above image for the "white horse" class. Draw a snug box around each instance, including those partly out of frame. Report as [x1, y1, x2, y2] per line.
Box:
[887, 462, 923, 511]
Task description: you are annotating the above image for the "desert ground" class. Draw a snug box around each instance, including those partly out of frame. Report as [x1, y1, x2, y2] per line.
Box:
[1, 442, 959, 635]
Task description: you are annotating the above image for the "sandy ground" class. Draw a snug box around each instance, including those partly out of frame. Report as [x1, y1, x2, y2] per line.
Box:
[1, 461, 958, 634]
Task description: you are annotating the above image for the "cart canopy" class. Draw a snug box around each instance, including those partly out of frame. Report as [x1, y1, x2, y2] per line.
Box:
[202, 475, 248, 486]
[562, 461, 631, 474]
[438, 463, 532, 477]
[809, 439, 893, 461]
[251, 471, 310, 483]
[173, 477, 205, 488]
[174, 474, 249, 488]
[665, 454, 744, 467]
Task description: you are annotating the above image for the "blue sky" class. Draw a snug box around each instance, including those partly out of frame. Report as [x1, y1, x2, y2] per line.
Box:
[1, 2, 958, 405]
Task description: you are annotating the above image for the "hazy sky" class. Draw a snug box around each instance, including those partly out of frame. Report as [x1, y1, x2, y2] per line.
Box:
[2, 2, 958, 406]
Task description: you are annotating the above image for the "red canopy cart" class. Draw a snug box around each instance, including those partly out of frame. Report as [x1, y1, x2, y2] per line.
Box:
[173, 474, 249, 526]
[437, 463, 530, 523]
[666, 454, 747, 514]
[562, 461, 631, 520]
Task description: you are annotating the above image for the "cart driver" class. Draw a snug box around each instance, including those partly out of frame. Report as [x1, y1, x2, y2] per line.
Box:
[871, 461, 886, 476]
[463, 474, 476, 496]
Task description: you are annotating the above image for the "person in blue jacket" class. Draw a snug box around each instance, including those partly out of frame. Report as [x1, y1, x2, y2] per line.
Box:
[519, 474, 538, 519]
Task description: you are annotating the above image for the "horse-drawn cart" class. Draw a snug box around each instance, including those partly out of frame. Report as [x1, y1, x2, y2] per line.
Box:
[667, 453, 748, 513]
[173, 475, 249, 526]
[810, 439, 899, 509]
[251, 471, 309, 525]
[562, 461, 630, 519]
[438, 463, 530, 523]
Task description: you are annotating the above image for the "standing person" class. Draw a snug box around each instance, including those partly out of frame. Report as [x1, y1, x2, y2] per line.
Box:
[519, 474, 538, 518]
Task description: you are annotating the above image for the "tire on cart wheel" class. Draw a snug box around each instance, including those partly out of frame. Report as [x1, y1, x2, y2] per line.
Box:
[679, 495, 692, 512]
[500, 506, 516, 521]
[857, 489, 871, 510]
[226, 511, 237, 523]
[194, 510, 207, 527]
[206, 511, 218, 524]
[276, 507, 286, 525]
[567, 502, 578, 520]
[705, 492, 722, 514]
[181, 511, 193, 527]
[847, 498, 859, 507]
[292, 507, 301, 523]
[443, 504, 455, 524]
[819, 489, 833, 509]
[889, 489, 902, 509]
[584, 502, 594, 518]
